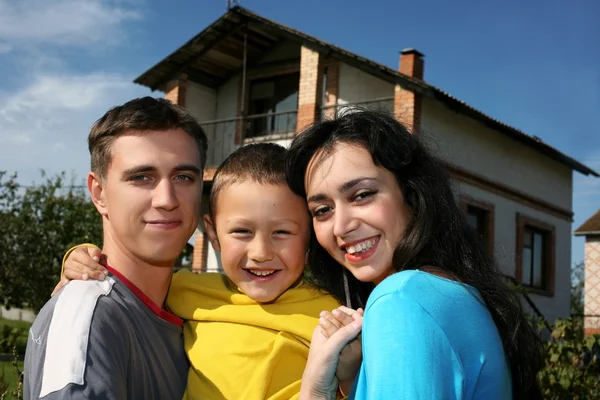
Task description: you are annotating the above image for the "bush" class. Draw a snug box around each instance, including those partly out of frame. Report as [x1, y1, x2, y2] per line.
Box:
[540, 318, 600, 399]
[0, 326, 26, 355]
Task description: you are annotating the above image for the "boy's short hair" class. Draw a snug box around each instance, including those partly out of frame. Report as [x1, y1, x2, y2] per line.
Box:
[89, 96, 208, 179]
[209, 143, 288, 216]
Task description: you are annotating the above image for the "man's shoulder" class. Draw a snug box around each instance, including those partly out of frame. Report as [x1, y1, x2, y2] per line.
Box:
[25, 278, 126, 398]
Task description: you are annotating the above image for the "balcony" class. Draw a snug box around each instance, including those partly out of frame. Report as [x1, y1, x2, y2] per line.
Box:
[199, 97, 393, 168]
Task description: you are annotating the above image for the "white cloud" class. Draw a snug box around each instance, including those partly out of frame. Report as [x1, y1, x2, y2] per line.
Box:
[0, 0, 142, 50]
[0, 73, 150, 185]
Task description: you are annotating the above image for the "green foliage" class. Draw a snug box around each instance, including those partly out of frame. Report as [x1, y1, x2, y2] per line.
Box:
[572, 261, 585, 316]
[540, 318, 600, 399]
[0, 349, 23, 400]
[0, 171, 103, 312]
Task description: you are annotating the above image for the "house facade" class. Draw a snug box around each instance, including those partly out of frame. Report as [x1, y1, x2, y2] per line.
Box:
[134, 6, 598, 323]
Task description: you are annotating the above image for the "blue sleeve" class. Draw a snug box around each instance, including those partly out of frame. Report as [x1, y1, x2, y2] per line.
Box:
[358, 292, 465, 399]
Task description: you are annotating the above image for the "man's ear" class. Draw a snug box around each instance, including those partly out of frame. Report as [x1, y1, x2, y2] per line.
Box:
[203, 214, 220, 252]
[88, 172, 108, 217]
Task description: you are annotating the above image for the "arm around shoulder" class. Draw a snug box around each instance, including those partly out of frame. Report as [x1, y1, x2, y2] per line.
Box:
[358, 292, 465, 399]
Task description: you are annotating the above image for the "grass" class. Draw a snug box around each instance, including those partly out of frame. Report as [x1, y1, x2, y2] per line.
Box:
[0, 317, 29, 399]
[0, 360, 23, 400]
[0, 318, 31, 331]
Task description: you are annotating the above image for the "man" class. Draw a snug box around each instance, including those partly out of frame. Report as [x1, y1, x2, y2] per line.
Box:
[24, 97, 207, 399]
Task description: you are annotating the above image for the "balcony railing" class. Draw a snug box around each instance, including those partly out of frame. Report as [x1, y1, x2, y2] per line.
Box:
[321, 97, 394, 119]
[199, 110, 298, 142]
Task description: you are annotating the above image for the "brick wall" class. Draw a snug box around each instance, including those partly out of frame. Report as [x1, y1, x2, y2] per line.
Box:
[322, 59, 339, 120]
[584, 236, 600, 335]
[165, 74, 188, 107]
[296, 46, 324, 133]
[394, 49, 424, 134]
[192, 232, 208, 272]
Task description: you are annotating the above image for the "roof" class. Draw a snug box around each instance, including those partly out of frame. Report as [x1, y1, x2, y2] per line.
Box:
[135, 6, 599, 177]
[574, 209, 600, 236]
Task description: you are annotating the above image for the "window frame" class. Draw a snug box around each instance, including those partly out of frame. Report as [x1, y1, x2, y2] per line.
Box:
[460, 196, 495, 256]
[515, 214, 556, 296]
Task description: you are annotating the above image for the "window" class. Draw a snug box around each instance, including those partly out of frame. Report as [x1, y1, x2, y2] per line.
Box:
[247, 73, 299, 138]
[515, 214, 555, 295]
[460, 197, 494, 255]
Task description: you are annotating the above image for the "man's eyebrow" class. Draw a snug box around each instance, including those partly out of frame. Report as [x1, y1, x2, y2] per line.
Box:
[121, 164, 201, 177]
[307, 177, 376, 203]
[122, 165, 156, 176]
[174, 164, 202, 175]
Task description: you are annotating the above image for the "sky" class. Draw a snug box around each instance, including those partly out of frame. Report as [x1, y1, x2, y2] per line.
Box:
[0, 0, 598, 265]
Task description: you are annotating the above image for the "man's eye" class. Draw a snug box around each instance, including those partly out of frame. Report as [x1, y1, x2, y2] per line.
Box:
[130, 175, 149, 182]
[175, 175, 194, 181]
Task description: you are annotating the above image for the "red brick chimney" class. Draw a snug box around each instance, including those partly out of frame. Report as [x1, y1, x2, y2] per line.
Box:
[399, 48, 425, 80]
[394, 48, 425, 133]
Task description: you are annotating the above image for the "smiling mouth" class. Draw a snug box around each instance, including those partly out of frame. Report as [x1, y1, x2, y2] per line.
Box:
[245, 269, 278, 277]
[343, 237, 379, 254]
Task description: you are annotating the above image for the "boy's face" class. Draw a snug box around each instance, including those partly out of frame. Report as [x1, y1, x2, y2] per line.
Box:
[205, 182, 310, 303]
[89, 128, 203, 266]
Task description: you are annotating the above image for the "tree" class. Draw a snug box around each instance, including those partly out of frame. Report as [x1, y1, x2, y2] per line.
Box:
[572, 261, 585, 316]
[0, 171, 102, 312]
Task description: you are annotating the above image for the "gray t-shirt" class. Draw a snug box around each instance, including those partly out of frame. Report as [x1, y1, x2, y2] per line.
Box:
[24, 268, 188, 399]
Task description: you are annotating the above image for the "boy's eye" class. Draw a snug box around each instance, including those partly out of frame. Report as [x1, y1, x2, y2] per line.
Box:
[274, 230, 291, 235]
[232, 229, 252, 235]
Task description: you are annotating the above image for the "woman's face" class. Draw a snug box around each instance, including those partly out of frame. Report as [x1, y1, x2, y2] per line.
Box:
[305, 142, 412, 285]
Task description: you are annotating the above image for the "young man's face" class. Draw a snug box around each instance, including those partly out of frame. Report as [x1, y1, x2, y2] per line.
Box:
[205, 182, 310, 303]
[91, 128, 203, 266]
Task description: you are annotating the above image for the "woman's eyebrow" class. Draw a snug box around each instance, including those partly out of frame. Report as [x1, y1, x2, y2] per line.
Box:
[307, 177, 376, 203]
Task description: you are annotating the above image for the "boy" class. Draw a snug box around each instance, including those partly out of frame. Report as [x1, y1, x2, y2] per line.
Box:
[61, 143, 355, 399]
[25, 97, 208, 399]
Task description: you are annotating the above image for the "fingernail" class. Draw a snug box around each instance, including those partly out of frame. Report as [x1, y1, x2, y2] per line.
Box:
[332, 309, 340, 316]
[100, 272, 107, 280]
[82, 273, 89, 280]
[320, 311, 327, 317]
[352, 321, 361, 329]
[92, 256, 99, 262]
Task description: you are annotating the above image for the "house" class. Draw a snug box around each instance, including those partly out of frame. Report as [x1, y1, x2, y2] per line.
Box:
[574, 209, 600, 335]
[133, 6, 598, 323]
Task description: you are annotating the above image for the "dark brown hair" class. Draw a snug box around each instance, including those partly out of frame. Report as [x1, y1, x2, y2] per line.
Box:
[209, 142, 289, 217]
[286, 109, 544, 400]
[88, 96, 208, 178]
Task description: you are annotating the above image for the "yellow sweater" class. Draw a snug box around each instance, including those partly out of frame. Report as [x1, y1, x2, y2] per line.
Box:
[167, 270, 340, 400]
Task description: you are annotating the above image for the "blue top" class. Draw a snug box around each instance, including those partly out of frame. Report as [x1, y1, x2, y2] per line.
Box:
[350, 270, 512, 399]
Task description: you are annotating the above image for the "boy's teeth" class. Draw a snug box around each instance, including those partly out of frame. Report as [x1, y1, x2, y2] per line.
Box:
[346, 239, 376, 255]
[247, 269, 276, 277]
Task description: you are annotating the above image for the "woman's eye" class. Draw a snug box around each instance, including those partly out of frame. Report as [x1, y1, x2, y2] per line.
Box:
[312, 206, 332, 217]
[353, 190, 375, 202]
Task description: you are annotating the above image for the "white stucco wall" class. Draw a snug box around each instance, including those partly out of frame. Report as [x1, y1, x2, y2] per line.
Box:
[337, 63, 394, 106]
[186, 81, 217, 122]
[456, 182, 571, 322]
[421, 97, 573, 211]
[206, 75, 240, 167]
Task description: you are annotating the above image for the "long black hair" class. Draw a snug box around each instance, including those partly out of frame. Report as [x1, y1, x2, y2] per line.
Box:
[286, 109, 544, 399]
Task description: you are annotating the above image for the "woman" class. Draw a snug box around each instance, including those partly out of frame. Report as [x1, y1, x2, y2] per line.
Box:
[287, 110, 544, 399]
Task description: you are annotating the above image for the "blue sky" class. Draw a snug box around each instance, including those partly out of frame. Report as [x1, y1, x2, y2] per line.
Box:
[0, 0, 598, 264]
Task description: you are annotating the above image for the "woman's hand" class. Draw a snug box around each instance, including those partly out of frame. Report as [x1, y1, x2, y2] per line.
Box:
[300, 310, 363, 400]
[319, 306, 364, 396]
